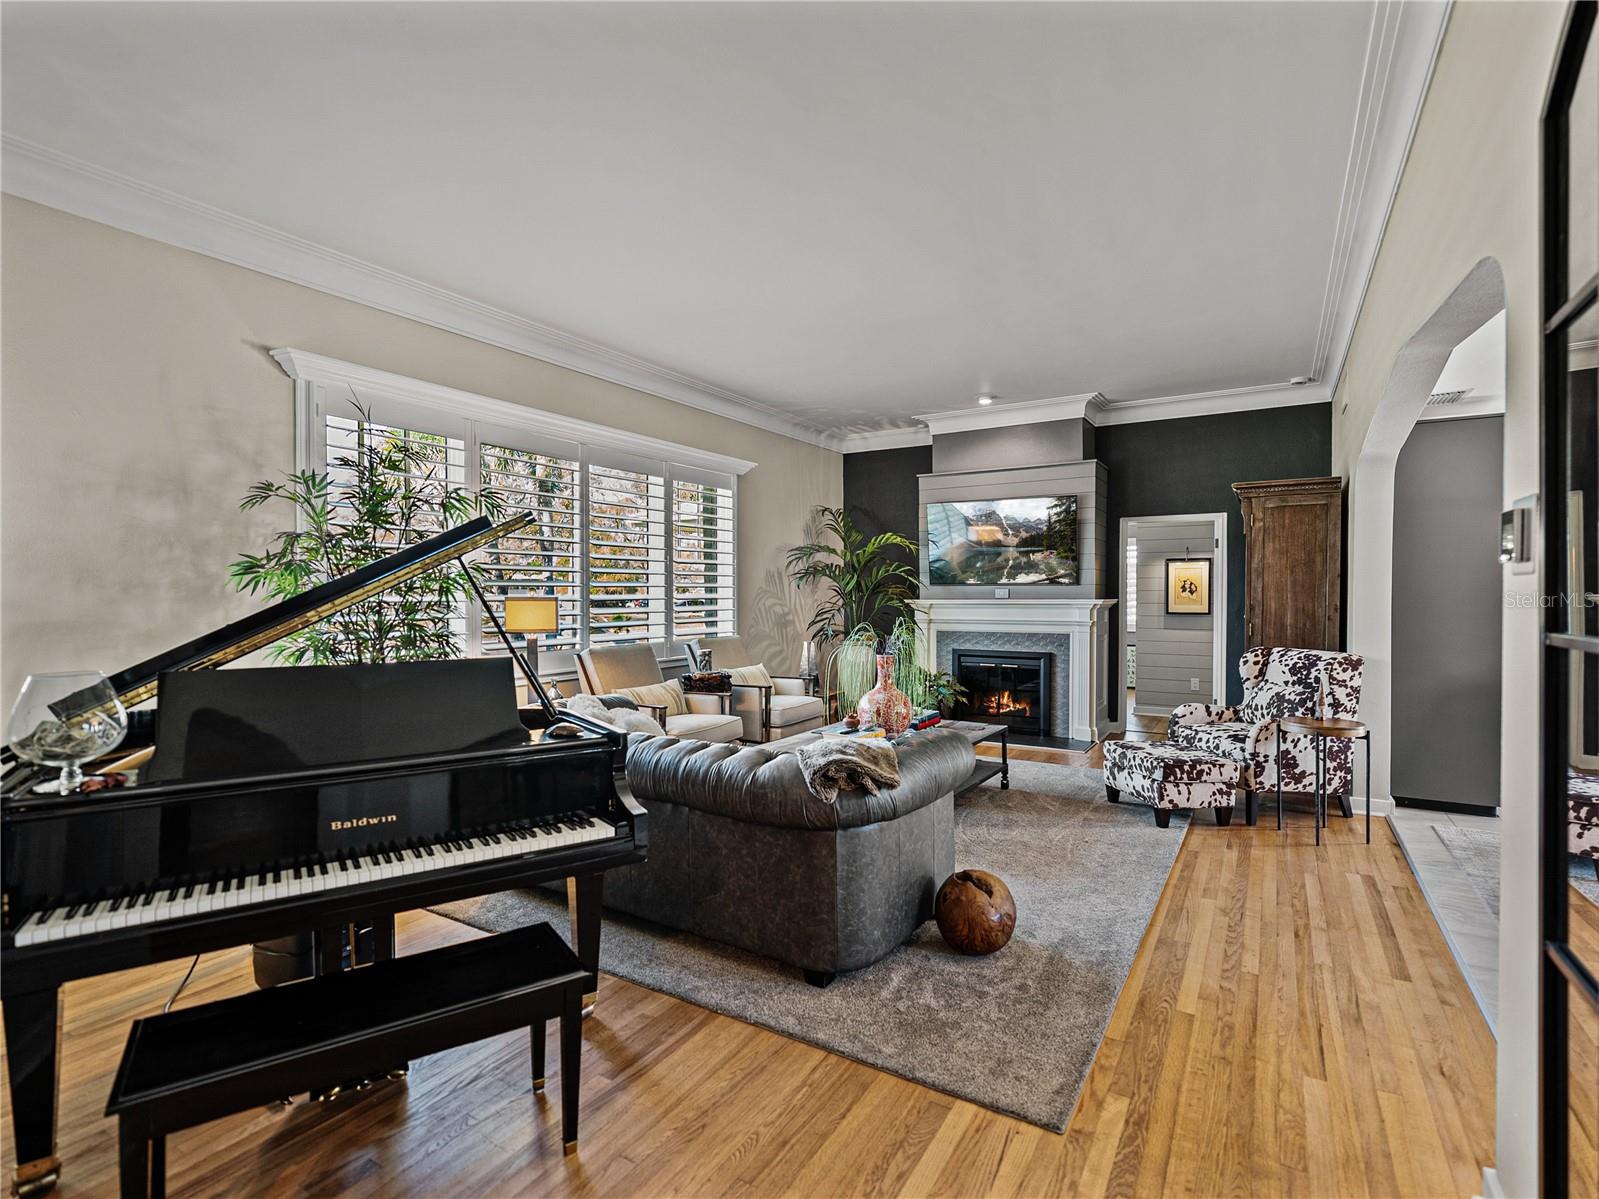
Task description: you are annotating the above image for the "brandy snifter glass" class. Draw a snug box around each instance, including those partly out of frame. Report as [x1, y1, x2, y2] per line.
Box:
[7, 671, 128, 794]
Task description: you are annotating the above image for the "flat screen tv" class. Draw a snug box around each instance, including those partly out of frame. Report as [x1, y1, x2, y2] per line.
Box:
[925, 496, 1078, 586]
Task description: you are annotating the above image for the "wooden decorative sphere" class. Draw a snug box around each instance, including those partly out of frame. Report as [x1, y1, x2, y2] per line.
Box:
[935, 870, 1016, 955]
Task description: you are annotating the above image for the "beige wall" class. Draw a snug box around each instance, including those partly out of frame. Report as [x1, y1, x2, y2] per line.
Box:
[1330, 4, 1568, 1194]
[0, 195, 841, 703]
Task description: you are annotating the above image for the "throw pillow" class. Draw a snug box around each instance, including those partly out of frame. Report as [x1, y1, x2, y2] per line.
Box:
[615, 679, 689, 716]
[1238, 682, 1318, 722]
[727, 663, 775, 688]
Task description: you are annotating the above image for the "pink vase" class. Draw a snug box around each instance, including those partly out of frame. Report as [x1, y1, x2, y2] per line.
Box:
[857, 653, 915, 735]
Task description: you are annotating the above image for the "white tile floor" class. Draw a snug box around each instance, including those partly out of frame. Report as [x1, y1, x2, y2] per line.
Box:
[1389, 805, 1502, 1033]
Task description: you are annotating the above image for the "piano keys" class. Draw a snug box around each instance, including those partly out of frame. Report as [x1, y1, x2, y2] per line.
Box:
[1, 516, 645, 1198]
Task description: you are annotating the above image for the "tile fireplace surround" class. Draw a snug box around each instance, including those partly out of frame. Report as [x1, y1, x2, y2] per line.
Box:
[913, 598, 1117, 744]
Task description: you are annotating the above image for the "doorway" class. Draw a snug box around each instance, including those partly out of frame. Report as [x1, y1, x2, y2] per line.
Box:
[1539, 3, 1598, 1192]
[1118, 513, 1227, 741]
[1391, 310, 1506, 814]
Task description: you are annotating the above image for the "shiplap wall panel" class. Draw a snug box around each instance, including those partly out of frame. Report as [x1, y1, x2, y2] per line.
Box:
[1132, 520, 1217, 713]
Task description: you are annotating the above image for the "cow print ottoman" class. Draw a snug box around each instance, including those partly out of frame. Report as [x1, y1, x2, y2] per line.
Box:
[1102, 739, 1242, 829]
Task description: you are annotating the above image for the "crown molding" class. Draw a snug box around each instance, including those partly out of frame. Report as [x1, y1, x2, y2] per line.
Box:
[273, 347, 758, 476]
[1313, 0, 1452, 395]
[916, 392, 1105, 436]
[1572, 337, 1598, 372]
[833, 426, 933, 453]
[1, 134, 838, 453]
[1090, 380, 1333, 426]
[871, 379, 1333, 449]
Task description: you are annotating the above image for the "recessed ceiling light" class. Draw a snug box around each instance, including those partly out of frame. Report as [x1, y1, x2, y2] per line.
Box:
[976, 394, 995, 406]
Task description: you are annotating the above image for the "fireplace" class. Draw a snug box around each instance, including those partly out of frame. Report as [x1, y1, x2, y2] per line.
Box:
[952, 649, 1053, 737]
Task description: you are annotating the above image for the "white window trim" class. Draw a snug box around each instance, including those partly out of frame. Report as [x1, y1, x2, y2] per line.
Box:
[276, 348, 758, 478]
[275, 348, 751, 665]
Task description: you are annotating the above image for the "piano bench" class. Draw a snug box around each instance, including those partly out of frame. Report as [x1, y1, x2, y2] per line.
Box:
[105, 922, 587, 1199]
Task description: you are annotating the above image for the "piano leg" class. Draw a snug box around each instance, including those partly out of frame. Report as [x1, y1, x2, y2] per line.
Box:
[566, 874, 602, 1016]
[373, 914, 396, 962]
[3, 987, 62, 1197]
[371, 915, 408, 1080]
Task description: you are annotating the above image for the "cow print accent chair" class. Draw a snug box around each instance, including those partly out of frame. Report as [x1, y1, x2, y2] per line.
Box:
[1168, 646, 1364, 826]
[1571, 768, 1599, 877]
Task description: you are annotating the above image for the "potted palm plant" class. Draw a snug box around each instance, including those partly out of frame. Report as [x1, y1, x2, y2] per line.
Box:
[786, 507, 919, 717]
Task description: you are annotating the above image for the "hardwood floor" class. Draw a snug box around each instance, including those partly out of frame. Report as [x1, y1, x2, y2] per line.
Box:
[2, 746, 1498, 1198]
[1568, 885, 1599, 1198]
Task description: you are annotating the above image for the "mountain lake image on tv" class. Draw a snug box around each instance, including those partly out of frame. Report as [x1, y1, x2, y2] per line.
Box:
[926, 496, 1078, 585]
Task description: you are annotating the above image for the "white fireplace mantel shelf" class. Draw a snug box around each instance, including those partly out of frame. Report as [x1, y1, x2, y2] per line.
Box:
[911, 598, 1118, 744]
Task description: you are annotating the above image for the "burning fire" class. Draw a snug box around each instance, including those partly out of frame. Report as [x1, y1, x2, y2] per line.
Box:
[979, 689, 1032, 716]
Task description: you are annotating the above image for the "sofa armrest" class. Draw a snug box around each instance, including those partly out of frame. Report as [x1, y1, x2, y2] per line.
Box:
[1171, 702, 1237, 727]
[684, 691, 732, 715]
[637, 701, 669, 724]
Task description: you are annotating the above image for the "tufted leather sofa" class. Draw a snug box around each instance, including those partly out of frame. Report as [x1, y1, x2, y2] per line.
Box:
[602, 728, 976, 986]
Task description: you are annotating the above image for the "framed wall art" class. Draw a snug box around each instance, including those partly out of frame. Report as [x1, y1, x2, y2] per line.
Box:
[1165, 558, 1212, 615]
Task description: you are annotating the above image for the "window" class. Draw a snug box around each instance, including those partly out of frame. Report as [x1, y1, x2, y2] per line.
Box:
[280, 349, 750, 667]
[586, 461, 667, 646]
[1125, 538, 1138, 633]
[671, 476, 736, 640]
[477, 441, 582, 654]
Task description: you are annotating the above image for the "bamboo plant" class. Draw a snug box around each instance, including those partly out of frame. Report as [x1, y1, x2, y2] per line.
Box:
[230, 406, 504, 665]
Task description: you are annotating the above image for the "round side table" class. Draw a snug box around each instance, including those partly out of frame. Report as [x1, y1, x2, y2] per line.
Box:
[1276, 716, 1373, 845]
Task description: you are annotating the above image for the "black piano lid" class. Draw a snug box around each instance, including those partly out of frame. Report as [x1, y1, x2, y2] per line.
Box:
[105, 513, 536, 709]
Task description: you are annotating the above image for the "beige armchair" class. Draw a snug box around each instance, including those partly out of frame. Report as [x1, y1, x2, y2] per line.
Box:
[575, 643, 744, 743]
[688, 635, 826, 743]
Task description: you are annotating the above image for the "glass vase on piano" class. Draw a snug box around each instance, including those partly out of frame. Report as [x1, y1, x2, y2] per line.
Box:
[7, 671, 128, 794]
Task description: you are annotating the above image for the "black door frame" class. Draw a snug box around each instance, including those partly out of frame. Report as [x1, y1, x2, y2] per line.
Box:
[1539, 3, 1598, 1195]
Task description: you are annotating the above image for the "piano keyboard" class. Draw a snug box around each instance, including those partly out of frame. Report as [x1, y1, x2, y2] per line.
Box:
[11, 815, 616, 947]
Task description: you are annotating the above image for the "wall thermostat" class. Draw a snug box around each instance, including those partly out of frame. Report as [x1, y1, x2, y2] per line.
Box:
[1500, 495, 1536, 575]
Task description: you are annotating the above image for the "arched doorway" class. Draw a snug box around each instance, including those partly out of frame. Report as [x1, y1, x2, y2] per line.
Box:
[1346, 256, 1508, 809]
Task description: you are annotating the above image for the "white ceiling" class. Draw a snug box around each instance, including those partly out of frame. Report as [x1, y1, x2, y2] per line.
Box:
[0, 1, 1445, 447]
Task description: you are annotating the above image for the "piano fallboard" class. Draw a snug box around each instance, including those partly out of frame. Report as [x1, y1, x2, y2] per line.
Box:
[1, 725, 646, 992]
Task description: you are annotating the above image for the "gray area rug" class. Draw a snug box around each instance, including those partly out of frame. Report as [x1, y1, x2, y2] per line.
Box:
[1433, 823, 1599, 916]
[432, 758, 1182, 1130]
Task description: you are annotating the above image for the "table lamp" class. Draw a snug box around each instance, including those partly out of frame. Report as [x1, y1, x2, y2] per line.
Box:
[503, 596, 560, 703]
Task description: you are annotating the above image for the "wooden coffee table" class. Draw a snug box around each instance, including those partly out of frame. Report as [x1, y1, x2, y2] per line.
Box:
[764, 719, 1010, 796]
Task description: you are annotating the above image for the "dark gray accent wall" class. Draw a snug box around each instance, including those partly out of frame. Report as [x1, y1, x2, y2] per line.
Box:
[931, 418, 1093, 472]
[841, 403, 1333, 717]
[842, 445, 932, 632]
[1391, 415, 1504, 809]
[1094, 403, 1332, 714]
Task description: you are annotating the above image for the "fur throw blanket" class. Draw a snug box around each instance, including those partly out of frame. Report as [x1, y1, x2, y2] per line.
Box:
[795, 736, 901, 804]
[562, 694, 665, 737]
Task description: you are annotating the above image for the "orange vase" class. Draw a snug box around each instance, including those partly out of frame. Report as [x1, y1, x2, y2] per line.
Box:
[857, 653, 915, 735]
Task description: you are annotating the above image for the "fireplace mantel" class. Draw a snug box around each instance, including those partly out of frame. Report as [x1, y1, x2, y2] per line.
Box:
[911, 598, 1118, 743]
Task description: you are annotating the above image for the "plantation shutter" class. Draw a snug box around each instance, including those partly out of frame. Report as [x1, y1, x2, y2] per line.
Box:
[670, 470, 736, 640]
[477, 440, 584, 654]
[586, 454, 668, 645]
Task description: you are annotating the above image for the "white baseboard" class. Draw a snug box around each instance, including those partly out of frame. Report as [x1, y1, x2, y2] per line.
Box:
[1351, 794, 1396, 817]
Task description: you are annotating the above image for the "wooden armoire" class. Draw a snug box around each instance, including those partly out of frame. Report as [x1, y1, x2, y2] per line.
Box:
[1231, 477, 1344, 651]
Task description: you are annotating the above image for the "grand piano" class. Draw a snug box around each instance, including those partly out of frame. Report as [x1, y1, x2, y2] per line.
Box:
[0, 515, 645, 1197]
